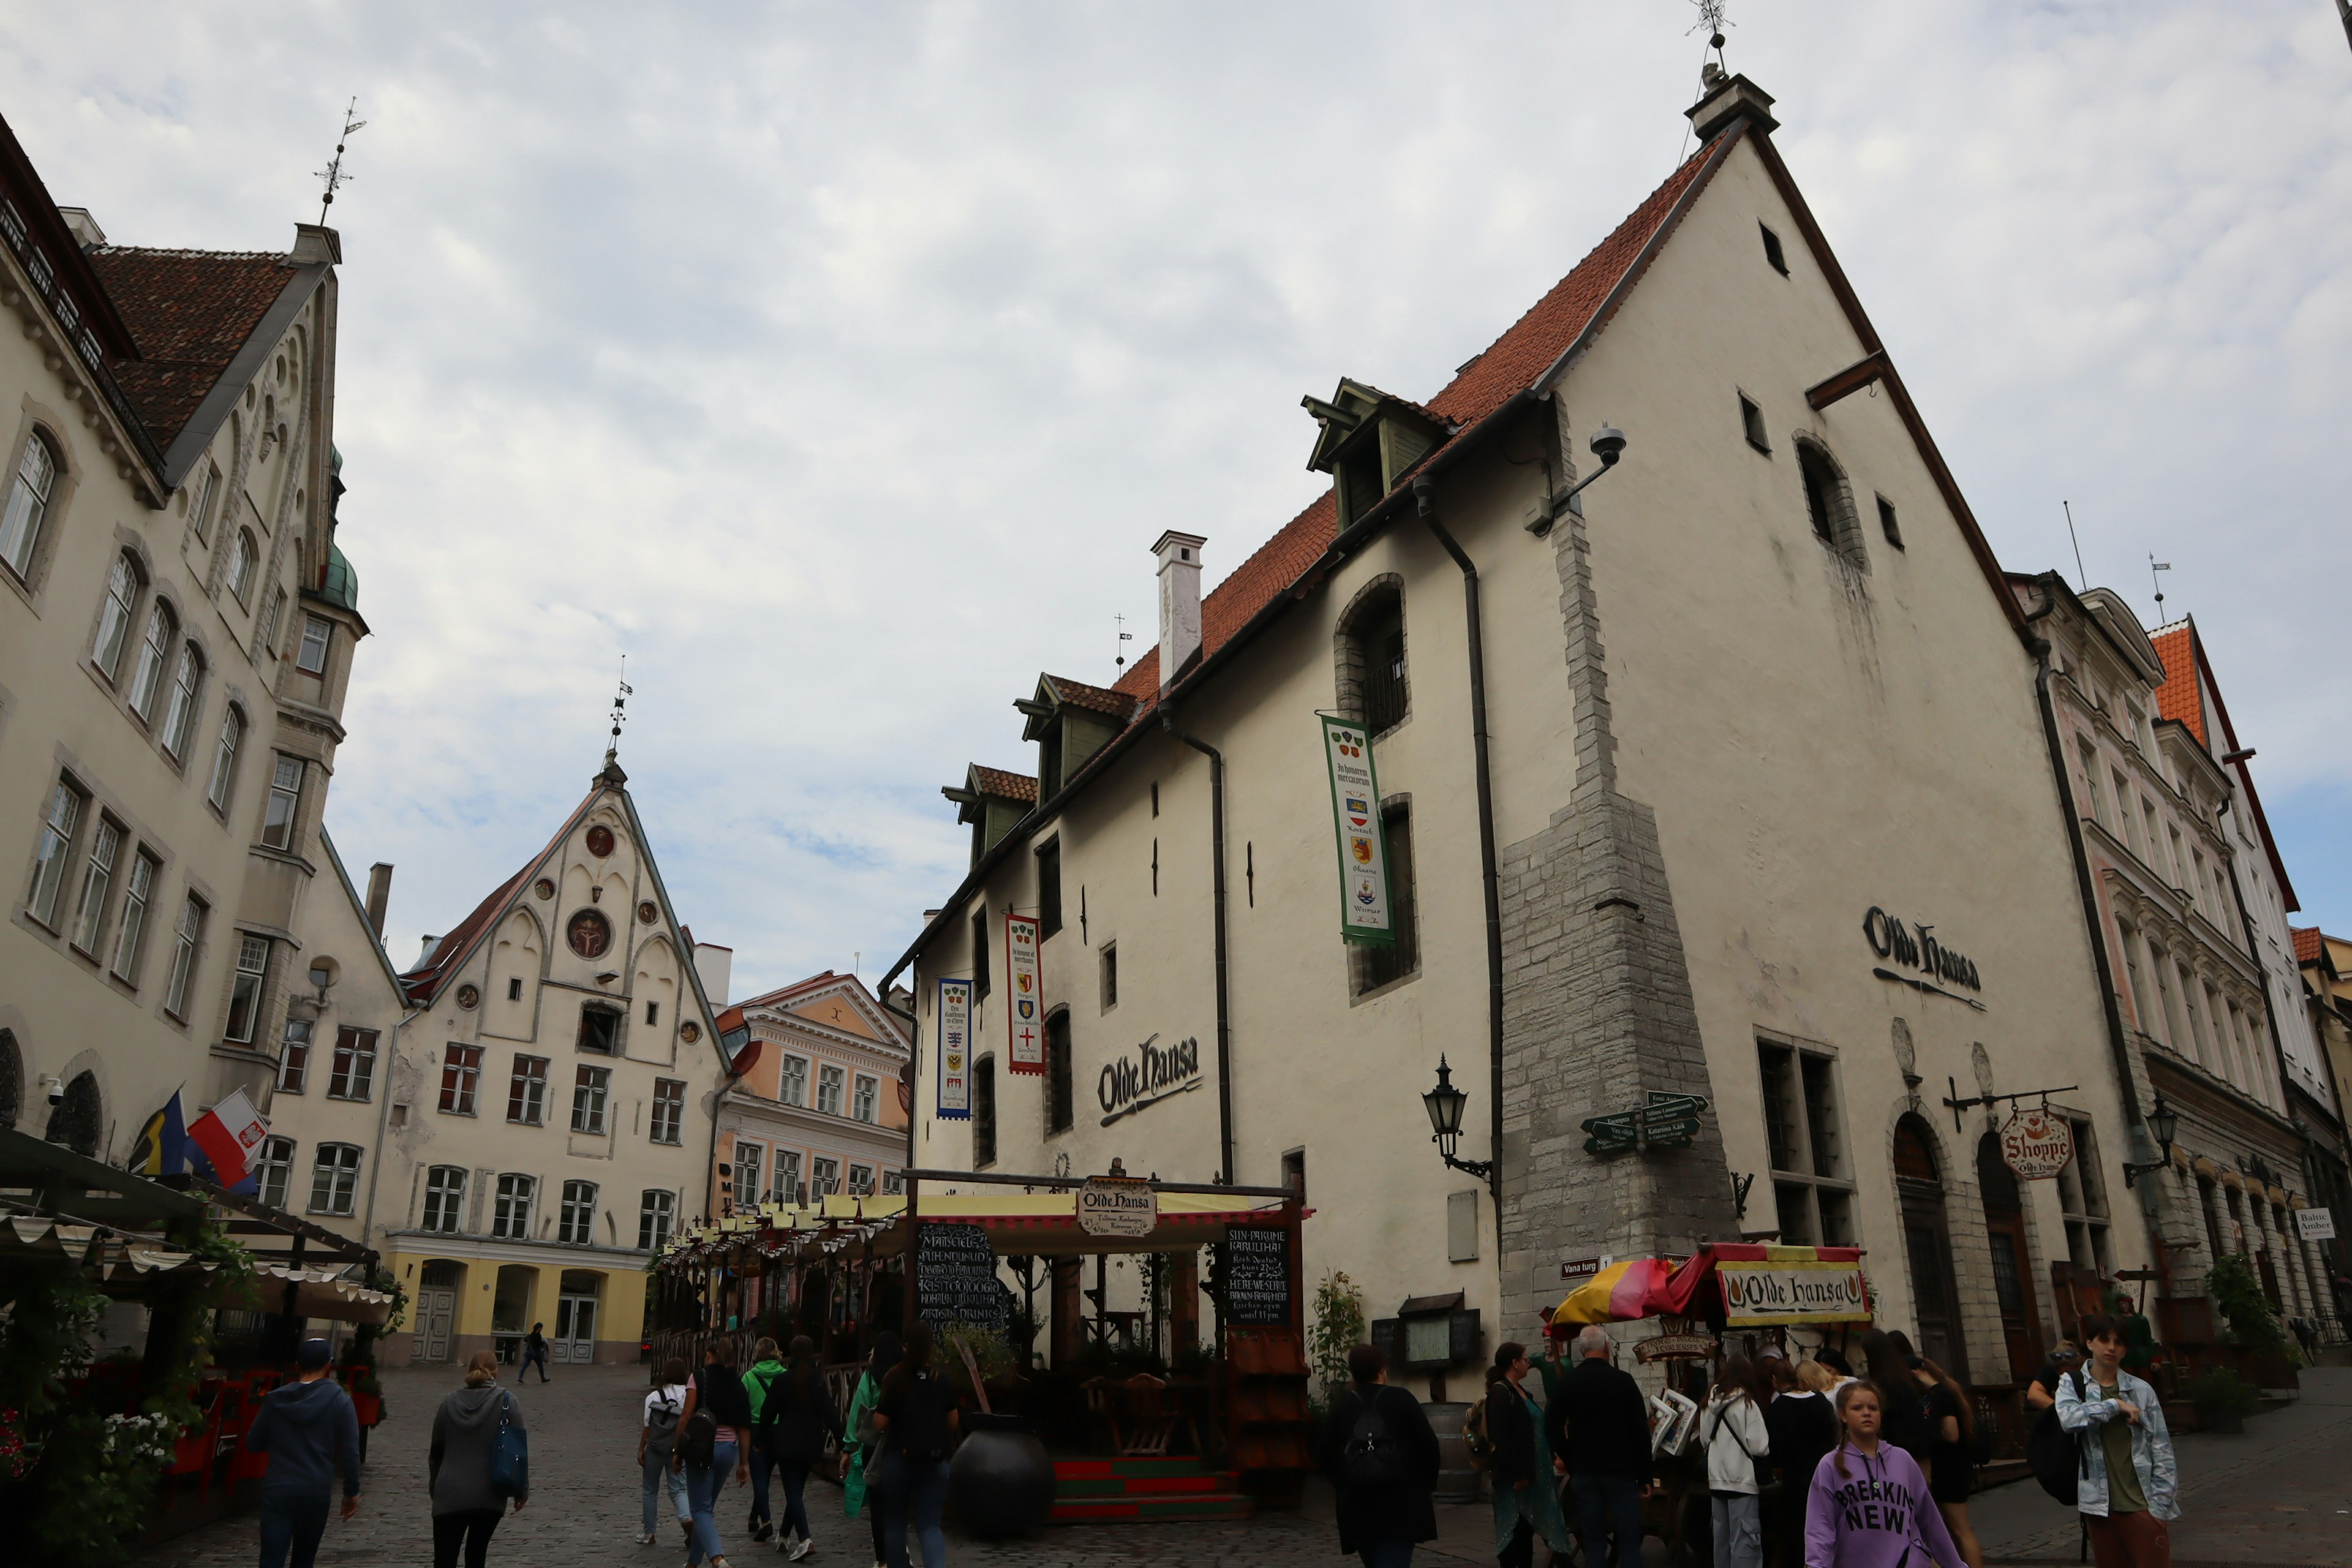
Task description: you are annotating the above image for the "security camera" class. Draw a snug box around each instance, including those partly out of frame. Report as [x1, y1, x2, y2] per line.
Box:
[1589, 425, 1627, 467]
[41, 1074, 64, 1106]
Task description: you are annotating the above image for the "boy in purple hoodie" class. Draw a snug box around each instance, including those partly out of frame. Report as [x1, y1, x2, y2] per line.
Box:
[1804, 1379, 1962, 1568]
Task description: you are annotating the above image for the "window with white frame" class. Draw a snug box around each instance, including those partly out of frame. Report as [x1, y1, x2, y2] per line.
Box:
[571, 1065, 609, 1134]
[848, 1164, 873, 1196]
[108, 850, 157, 982]
[309, 1143, 361, 1215]
[818, 1064, 845, 1117]
[225, 935, 271, 1043]
[732, 1142, 762, 1211]
[164, 893, 206, 1019]
[255, 1135, 296, 1210]
[780, 1054, 809, 1106]
[508, 1055, 548, 1124]
[637, 1189, 674, 1251]
[440, 1044, 483, 1115]
[774, 1148, 801, 1204]
[0, 431, 58, 580]
[2053, 1118, 2114, 1273]
[881, 1170, 904, 1195]
[127, 600, 173, 723]
[296, 614, 332, 675]
[559, 1180, 598, 1243]
[853, 1074, 878, 1123]
[69, 816, 121, 956]
[26, 777, 83, 929]
[188, 461, 219, 543]
[160, 643, 204, 758]
[206, 706, 245, 812]
[92, 553, 140, 681]
[492, 1174, 535, 1238]
[326, 1026, 377, 1100]
[423, 1166, 466, 1234]
[259, 586, 287, 656]
[227, 529, 258, 606]
[649, 1077, 684, 1144]
[260, 757, 303, 850]
[277, 1017, 312, 1093]
[1758, 1038, 1855, 1246]
[810, 1156, 839, 1197]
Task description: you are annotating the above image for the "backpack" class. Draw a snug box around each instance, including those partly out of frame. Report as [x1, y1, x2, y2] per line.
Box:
[1461, 1395, 1494, 1471]
[645, 1388, 683, 1458]
[2026, 1370, 2090, 1506]
[1341, 1391, 1409, 1490]
[679, 1404, 718, 1469]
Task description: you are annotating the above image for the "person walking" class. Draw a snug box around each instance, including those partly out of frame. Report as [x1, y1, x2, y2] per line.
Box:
[740, 1338, 787, 1544]
[1702, 1355, 1771, 1568]
[1859, 1330, 1932, 1466]
[2056, 1313, 2178, 1568]
[676, 1340, 754, 1568]
[1316, 1342, 1440, 1567]
[1801, 1380, 1961, 1568]
[428, 1351, 528, 1568]
[761, 1335, 842, 1561]
[1907, 1354, 1981, 1568]
[520, 1323, 551, 1384]
[1485, 1341, 1570, 1568]
[870, 1323, 960, 1568]
[640, 1355, 694, 1547]
[842, 1331, 901, 1568]
[244, 1336, 363, 1568]
[2024, 1342, 2081, 1412]
[1767, 1361, 1841, 1568]
[1545, 1324, 1652, 1568]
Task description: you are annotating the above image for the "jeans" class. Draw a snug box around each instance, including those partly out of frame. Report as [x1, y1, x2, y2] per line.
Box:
[1572, 1474, 1646, 1568]
[432, 1509, 502, 1568]
[878, 1450, 950, 1568]
[258, 1490, 331, 1568]
[1359, 1544, 1415, 1568]
[777, 1457, 814, 1543]
[643, 1447, 688, 1536]
[1712, 1492, 1762, 1568]
[748, 1444, 774, 1532]
[686, 1438, 739, 1566]
[520, 1348, 549, 1382]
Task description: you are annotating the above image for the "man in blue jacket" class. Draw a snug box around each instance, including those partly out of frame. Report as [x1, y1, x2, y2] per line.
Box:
[245, 1337, 363, 1568]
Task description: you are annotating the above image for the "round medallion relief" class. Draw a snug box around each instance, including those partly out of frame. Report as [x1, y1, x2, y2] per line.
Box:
[637, 900, 658, 925]
[533, 878, 555, 901]
[586, 825, 616, 858]
[454, 983, 481, 1010]
[680, 1021, 701, 1044]
[567, 908, 612, 959]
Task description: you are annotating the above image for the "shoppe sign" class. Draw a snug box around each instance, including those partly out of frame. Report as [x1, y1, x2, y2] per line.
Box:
[1717, 1258, 1871, 1327]
[936, 978, 972, 1121]
[1321, 715, 1394, 945]
[1998, 1105, 2076, 1180]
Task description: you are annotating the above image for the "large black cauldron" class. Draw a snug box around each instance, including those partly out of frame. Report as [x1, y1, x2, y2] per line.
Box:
[946, 1412, 1055, 1538]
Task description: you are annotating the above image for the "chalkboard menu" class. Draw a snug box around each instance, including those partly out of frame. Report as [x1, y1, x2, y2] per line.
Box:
[915, 1223, 1008, 1330]
[1224, 1227, 1292, 1327]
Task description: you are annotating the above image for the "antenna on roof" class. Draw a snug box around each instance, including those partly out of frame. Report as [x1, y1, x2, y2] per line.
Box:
[2149, 554, 2172, 624]
[606, 656, 633, 764]
[314, 97, 366, 227]
[1115, 612, 1135, 669]
[2063, 500, 2087, 590]
[1676, 1, 1735, 165]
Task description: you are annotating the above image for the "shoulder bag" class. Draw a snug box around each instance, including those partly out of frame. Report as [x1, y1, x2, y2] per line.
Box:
[489, 1391, 530, 1499]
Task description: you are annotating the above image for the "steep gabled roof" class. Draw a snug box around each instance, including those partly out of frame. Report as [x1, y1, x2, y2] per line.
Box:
[398, 789, 603, 1005]
[2294, 927, 2324, 967]
[1041, 674, 1137, 723]
[2149, 625, 2206, 747]
[966, 765, 1038, 805]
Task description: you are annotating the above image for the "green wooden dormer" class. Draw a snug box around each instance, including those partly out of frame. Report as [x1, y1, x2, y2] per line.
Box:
[1014, 674, 1140, 799]
[942, 764, 1038, 867]
[1302, 377, 1455, 526]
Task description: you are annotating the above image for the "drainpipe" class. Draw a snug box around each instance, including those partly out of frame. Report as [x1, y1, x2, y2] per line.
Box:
[357, 1009, 412, 1265]
[1159, 712, 1235, 1185]
[1411, 473, 1506, 1213]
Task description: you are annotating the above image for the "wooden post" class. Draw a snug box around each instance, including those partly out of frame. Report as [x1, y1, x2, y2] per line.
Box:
[1050, 1256, 1084, 1369]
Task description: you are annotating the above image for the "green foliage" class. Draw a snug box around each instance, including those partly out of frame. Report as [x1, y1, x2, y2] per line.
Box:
[1308, 1268, 1366, 1402]
[2205, 1253, 2289, 1355]
[2185, 1365, 2261, 1422]
[935, 1322, 1017, 1400]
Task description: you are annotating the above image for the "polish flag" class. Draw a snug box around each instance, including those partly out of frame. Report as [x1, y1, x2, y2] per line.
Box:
[188, 1089, 268, 1189]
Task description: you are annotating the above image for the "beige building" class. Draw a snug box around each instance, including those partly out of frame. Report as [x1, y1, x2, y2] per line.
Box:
[1, 111, 359, 1161]
[884, 75, 2149, 1401]
[710, 970, 910, 1217]
[2295, 929, 2352, 1322]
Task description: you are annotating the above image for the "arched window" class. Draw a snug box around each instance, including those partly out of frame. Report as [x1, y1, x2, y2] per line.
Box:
[161, 643, 205, 758]
[206, 705, 245, 810]
[127, 600, 175, 720]
[492, 1174, 535, 1238]
[92, 552, 142, 680]
[1336, 581, 1409, 735]
[423, 1166, 467, 1234]
[45, 1070, 101, 1157]
[559, 1180, 598, 1244]
[0, 431, 58, 580]
[1977, 1132, 2041, 1381]
[227, 529, 258, 606]
[1796, 439, 1868, 570]
[188, 461, 219, 544]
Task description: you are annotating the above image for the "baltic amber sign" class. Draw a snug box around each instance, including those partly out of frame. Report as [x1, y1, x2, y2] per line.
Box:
[1998, 1105, 2076, 1180]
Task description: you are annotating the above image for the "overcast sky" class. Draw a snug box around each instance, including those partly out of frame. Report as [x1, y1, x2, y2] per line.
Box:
[5, 2, 2348, 998]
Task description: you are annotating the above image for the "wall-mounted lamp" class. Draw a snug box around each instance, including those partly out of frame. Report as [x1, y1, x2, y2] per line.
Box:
[1421, 1055, 1494, 1181]
[2121, 1090, 2179, 1188]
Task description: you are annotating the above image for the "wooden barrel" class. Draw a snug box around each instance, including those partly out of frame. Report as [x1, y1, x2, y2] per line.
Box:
[1425, 1400, 1480, 1502]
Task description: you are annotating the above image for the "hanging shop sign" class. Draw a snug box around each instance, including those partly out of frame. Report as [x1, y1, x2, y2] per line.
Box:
[1634, 1314, 1721, 1363]
[1321, 715, 1394, 946]
[936, 978, 973, 1121]
[1717, 1257, 1871, 1327]
[1998, 1105, 2076, 1180]
[1224, 1227, 1292, 1326]
[1077, 1175, 1158, 1238]
[2295, 1207, 2337, 1242]
[1005, 913, 1044, 1076]
[1098, 1032, 1202, 1125]
[915, 1221, 1009, 1330]
[1864, 905, 1986, 1010]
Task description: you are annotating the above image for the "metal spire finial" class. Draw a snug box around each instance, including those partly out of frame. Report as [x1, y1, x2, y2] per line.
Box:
[314, 98, 367, 227]
[606, 657, 633, 763]
[2149, 554, 2172, 623]
[1114, 612, 1134, 668]
[1691, 0, 1734, 69]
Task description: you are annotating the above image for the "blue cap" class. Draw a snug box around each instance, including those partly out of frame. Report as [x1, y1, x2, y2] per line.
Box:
[296, 1337, 333, 1371]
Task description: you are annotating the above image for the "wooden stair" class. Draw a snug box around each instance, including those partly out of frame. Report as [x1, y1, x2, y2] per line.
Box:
[1049, 1456, 1253, 1523]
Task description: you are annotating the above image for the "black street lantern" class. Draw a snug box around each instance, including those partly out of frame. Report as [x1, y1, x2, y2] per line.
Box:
[2122, 1090, 2180, 1189]
[1422, 1056, 1493, 1180]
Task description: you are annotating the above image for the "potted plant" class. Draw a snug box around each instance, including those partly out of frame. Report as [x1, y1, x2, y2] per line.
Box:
[2185, 1366, 2259, 1435]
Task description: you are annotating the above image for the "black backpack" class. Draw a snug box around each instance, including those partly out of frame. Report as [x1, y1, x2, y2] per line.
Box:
[1343, 1391, 1409, 1490]
[2026, 1370, 2089, 1506]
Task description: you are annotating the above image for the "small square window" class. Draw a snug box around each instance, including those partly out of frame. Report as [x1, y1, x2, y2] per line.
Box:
[1741, 394, 1770, 454]
[1760, 223, 1789, 276]
[1877, 496, 1904, 549]
[508, 976, 523, 1001]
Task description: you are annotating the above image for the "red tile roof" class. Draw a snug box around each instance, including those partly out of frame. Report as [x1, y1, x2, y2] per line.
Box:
[1042, 675, 1137, 722]
[968, 765, 1038, 804]
[2294, 927, 2324, 965]
[400, 788, 604, 1004]
[2149, 625, 2206, 748]
[86, 246, 294, 453]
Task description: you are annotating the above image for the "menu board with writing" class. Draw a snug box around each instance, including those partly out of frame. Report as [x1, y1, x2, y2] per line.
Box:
[915, 1223, 1008, 1330]
[1224, 1227, 1292, 1327]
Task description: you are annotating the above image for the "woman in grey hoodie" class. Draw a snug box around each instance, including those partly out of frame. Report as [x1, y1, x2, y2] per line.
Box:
[430, 1351, 528, 1568]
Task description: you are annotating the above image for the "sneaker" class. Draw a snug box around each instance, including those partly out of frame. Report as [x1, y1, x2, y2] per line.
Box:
[786, 1543, 812, 1562]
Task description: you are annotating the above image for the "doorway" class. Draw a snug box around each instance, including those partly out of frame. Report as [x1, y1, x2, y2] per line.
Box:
[1975, 1134, 2042, 1381]
[1895, 1114, 1970, 1376]
[412, 1261, 463, 1363]
[554, 1270, 603, 1363]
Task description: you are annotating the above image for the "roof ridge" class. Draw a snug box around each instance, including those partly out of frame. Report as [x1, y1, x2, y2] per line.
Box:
[91, 244, 287, 262]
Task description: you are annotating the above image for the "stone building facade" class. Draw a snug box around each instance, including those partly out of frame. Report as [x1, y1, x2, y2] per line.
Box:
[709, 969, 910, 1218]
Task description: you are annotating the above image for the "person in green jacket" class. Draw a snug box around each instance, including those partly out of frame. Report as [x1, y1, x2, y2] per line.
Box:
[741, 1338, 786, 1543]
[842, 1330, 901, 1568]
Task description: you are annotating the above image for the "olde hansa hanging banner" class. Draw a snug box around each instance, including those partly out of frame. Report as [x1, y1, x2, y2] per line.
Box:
[936, 978, 973, 1120]
[1005, 912, 1044, 1076]
[1320, 714, 1394, 945]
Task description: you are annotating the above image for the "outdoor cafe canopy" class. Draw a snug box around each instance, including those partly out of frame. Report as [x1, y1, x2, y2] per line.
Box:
[1553, 1243, 1871, 1329]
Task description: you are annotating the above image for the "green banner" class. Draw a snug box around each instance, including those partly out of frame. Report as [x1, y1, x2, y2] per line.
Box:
[1321, 715, 1394, 946]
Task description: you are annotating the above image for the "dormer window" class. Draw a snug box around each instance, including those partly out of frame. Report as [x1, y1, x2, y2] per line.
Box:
[1014, 675, 1136, 800]
[1303, 378, 1451, 526]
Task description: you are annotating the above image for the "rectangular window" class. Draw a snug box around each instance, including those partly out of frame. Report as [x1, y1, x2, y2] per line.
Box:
[1352, 804, 1419, 995]
[439, 1044, 483, 1115]
[2166, 826, 2187, 891]
[1758, 222, 1789, 275]
[849, 1164, 874, 1197]
[492, 1174, 534, 1239]
[295, 614, 332, 675]
[638, 1189, 674, 1251]
[881, 1170, 904, 1196]
[1046, 1010, 1073, 1135]
[225, 934, 271, 1043]
[649, 1077, 685, 1144]
[1037, 840, 1063, 938]
[260, 757, 303, 850]
[818, 1064, 845, 1117]
[1758, 1039, 1856, 1246]
[1100, 943, 1118, 1012]
[810, 1156, 839, 1197]
[508, 1055, 549, 1124]
[973, 1055, 997, 1167]
[260, 586, 287, 658]
[190, 462, 219, 543]
[26, 778, 83, 929]
[164, 893, 206, 1019]
[256, 1136, 296, 1210]
[853, 1074, 878, 1123]
[423, 1166, 466, 1234]
[732, 1142, 762, 1210]
[559, 1180, 598, 1244]
[972, 907, 992, 998]
[108, 849, 157, 982]
[69, 816, 120, 954]
[326, 1025, 377, 1099]
[277, 1017, 312, 1093]
[780, 1055, 809, 1106]
[645, 999, 659, 1027]
[1741, 393, 1771, 453]
[2078, 741, 2106, 829]
[1876, 496, 1902, 548]
[507, 976, 523, 1001]
[2118, 922, 2154, 1038]
[577, 1006, 620, 1054]
[571, 1064, 610, 1133]
[308, 1144, 361, 1216]
[775, 1148, 802, 1204]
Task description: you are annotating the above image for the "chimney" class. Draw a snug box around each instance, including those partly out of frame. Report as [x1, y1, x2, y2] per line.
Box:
[1686, 72, 1778, 143]
[417, 934, 440, 968]
[364, 863, 393, 937]
[693, 943, 734, 1008]
[56, 208, 106, 251]
[1153, 532, 1207, 695]
[288, 224, 342, 266]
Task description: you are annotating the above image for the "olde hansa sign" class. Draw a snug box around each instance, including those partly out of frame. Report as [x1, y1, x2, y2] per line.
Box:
[1717, 1257, 1872, 1327]
[1997, 1105, 2077, 1180]
[1864, 905, 1985, 1011]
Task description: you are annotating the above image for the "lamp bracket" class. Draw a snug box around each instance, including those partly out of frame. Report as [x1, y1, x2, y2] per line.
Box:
[1940, 1077, 2078, 1134]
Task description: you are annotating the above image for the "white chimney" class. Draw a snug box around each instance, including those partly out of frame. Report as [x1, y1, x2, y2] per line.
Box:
[1153, 532, 1207, 693]
[693, 943, 734, 1008]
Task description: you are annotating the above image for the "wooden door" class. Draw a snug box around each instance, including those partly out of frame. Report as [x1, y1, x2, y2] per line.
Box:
[1895, 1114, 1971, 1376]
[1977, 1134, 2043, 1381]
[412, 1287, 456, 1363]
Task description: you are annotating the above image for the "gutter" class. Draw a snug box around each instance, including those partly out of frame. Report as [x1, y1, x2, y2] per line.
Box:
[1158, 711, 1236, 1185]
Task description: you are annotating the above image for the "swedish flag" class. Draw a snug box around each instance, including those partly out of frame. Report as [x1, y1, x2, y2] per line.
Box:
[127, 1090, 186, 1177]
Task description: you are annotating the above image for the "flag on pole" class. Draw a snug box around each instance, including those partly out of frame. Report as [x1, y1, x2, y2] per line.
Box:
[127, 1090, 187, 1177]
[187, 1088, 268, 1189]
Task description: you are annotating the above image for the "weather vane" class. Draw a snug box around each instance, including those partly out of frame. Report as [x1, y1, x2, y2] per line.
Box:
[315, 97, 366, 227]
[606, 657, 633, 762]
[1690, 0, 1733, 78]
[1114, 612, 1135, 668]
[2149, 555, 2172, 622]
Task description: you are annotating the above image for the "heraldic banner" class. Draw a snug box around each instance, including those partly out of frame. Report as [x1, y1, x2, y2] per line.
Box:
[937, 977, 973, 1120]
[1320, 714, 1393, 946]
[1005, 911, 1044, 1076]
